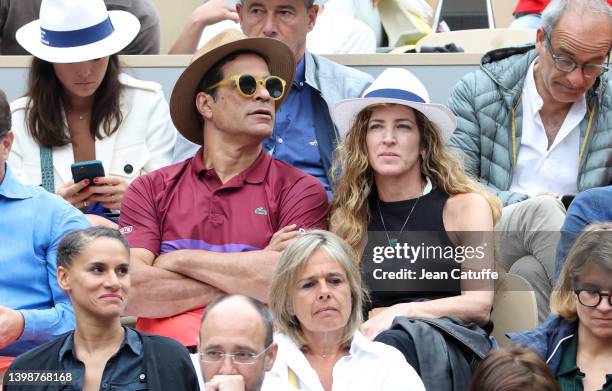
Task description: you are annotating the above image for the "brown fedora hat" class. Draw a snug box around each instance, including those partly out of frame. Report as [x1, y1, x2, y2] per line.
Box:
[170, 29, 295, 146]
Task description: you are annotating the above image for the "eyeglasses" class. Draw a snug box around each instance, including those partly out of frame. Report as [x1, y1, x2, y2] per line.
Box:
[199, 344, 272, 365]
[206, 74, 286, 100]
[574, 288, 612, 307]
[544, 33, 610, 79]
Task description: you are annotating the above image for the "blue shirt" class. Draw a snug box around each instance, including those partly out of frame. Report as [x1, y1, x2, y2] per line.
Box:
[59, 327, 147, 390]
[263, 56, 332, 196]
[0, 164, 89, 357]
[554, 186, 612, 283]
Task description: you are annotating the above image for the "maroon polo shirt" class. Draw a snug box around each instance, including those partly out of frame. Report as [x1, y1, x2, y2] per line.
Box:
[119, 148, 328, 345]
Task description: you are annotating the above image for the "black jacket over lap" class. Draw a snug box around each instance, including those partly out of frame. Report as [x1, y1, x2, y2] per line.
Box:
[391, 316, 492, 391]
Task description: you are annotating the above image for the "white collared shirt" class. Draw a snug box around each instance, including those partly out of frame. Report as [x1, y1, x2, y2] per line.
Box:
[262, 331, 425, 391]
[509, 60, 585, 196]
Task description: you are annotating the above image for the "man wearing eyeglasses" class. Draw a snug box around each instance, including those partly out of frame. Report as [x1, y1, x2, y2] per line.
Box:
[193, 295, 278, 391]
[448, 0, 612, 322]
[118, 30, 327, 350]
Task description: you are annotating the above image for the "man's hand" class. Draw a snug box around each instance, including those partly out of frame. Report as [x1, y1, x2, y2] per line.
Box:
[264, 224, 302, 252]
[193, 0, 239, 27]
[0, 307, 24, 349]
[205, 375, 245, 391]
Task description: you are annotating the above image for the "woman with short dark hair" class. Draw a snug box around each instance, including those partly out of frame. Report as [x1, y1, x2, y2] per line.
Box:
[5, 227, 199, 390]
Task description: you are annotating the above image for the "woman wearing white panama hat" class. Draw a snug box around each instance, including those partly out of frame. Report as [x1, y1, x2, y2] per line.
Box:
[330, 68, 502, 388]
[8, 0, 175, 227]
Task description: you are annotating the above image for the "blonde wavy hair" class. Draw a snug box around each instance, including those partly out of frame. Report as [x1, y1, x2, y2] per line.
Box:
[551, 222, 612, 320]
[330, 103, 502, 256]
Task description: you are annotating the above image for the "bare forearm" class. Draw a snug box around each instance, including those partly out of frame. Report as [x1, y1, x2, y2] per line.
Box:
[125, 261, 224, 317]
[168, 17, 206, 54]
[155, 249, 280, 302]
[397, 292, 493, 326]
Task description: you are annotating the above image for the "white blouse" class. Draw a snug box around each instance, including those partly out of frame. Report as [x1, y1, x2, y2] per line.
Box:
[9, 73, 176, 189]
[263, 331, 425, 391]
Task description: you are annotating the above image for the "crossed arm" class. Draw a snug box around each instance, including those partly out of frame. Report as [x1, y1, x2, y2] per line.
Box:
[125, 226, 299, 317]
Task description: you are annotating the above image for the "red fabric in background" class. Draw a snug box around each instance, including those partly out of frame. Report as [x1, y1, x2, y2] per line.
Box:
[514, 0, 550, 15]
[0, 357, 13, 371]
[514, 0, 612, 15]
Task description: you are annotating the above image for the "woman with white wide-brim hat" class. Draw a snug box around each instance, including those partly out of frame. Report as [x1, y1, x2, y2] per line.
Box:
[329, 67, 502, 388]
[9, 0, 176, 227]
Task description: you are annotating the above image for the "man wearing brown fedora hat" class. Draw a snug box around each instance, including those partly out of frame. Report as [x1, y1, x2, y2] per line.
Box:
[170, 0, 373, 199]
[118, 30, 328, 350]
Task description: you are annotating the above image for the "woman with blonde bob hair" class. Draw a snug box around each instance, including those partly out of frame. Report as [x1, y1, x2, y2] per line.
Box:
[329, 68, 501, 388]
[510, 223, 612, 391]
[264, 230, 425, 390]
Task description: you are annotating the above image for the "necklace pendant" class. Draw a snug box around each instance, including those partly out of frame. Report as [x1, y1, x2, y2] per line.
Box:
[388, 238, 398, 246]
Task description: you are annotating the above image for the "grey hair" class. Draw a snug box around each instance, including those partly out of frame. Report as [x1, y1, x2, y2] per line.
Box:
[542, 0, 612, 40]
[268, 230, 368, 349]
[57, 227, 130, 269]
[200, 295, 274, 348]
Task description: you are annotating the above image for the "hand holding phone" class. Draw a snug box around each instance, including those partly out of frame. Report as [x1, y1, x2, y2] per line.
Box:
[87, 175, 128, 210]
[71, 160, 105, 186]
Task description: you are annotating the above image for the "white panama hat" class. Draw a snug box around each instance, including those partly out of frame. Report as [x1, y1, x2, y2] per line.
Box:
[332, 68, 457, 141]
[16, 0, 140, 63]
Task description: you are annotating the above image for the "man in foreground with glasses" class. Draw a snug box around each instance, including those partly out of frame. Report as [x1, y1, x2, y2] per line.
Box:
[447, 0, 612, 323]
[118, 30, 327, 350]
[195, 295, 277, 391]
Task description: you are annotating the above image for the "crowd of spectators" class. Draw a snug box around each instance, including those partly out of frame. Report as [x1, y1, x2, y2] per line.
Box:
[1, 0, 611, 390]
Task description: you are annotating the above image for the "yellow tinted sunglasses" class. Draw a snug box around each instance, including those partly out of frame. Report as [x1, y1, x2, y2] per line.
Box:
[206, 74, 287, 100]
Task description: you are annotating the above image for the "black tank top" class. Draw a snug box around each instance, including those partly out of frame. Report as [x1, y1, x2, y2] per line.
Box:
[362, 187, 461, 310]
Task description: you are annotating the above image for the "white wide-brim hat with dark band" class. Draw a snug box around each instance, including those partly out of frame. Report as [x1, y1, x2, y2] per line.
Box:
[332, 68, 457, 141]
[170, 29, 295, 146]
[16, 0, 140, 63]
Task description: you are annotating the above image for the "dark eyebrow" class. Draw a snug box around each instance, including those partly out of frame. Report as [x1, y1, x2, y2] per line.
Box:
[247, 2, 265, 9]
[369, 118, 416, 125]
[298, 272, 344, 284]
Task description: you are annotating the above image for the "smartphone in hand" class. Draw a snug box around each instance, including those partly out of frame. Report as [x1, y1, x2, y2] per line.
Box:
[71, 160, 105, 186]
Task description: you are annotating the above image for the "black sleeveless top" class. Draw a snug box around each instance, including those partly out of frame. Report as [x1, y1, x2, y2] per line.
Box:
[361, 187, 461, 310]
